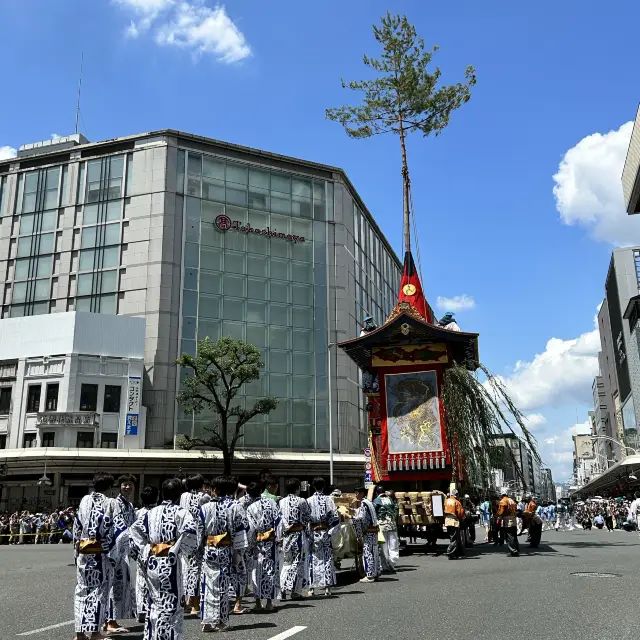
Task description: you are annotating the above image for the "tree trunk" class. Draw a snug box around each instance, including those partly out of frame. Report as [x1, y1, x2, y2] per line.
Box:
[223, 447, 233, 476]
[399, 122, 411, 253]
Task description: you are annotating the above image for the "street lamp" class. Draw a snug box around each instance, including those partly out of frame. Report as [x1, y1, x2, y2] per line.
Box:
[589, 435, 638, 456]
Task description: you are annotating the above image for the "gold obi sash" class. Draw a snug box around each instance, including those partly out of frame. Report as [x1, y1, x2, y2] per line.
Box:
[207, 532, 232, 547]
[285, 523, 304, 535]
[150, 542, 175, 557]
[78, 539, 102, 554]
[312, 523, 329, 532]
[256, 529, 275, 542]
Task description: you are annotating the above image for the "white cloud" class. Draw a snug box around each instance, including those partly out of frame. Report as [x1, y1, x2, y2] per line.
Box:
[539, 419, 591, 480]
[50, 133, 61, 141]
[435, 294, 476, 312]
[0, 145, 17, 160]
[553, 121, 640, 246]
[496, 315, 600, 412]
[525, 413, 546, 429]
[113, 0, 251, 63]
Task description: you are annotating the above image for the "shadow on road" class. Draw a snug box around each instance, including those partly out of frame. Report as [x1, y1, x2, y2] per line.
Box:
[229, 621, 279, 632]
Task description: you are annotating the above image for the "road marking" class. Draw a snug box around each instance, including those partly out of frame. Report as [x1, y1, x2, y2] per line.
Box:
[16, 620, 74, 636]
[267, 626, 307, 640]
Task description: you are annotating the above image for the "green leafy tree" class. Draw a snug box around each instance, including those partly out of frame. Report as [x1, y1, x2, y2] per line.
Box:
[326, 12, 476, 252]
[443, 363, 537, 489]
[175, 337, 277, 475]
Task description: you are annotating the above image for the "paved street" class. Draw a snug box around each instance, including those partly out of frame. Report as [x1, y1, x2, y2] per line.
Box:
[2, 529, 639, 640]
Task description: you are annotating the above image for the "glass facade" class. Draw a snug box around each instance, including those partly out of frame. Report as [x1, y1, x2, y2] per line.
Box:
[352, 203, 400, 327]
[176, 149, 332, 450]
[9, 166, 61, 317]
[3, 154, 128, 318]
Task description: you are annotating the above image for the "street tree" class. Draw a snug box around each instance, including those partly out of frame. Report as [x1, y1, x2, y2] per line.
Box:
[175, 337, 277, 475]
[326, 12, 476, 253]
[327, 14, 537, 488]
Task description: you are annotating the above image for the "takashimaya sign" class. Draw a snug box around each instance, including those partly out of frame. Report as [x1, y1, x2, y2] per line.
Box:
[37, 412, 99, 426]
[215, 215, 305, 243]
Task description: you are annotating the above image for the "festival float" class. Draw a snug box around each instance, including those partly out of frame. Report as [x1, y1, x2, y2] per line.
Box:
[338, 249, 479, 496]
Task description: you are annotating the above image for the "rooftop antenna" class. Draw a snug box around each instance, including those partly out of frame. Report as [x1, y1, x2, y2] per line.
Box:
[75, 52, 84, 135]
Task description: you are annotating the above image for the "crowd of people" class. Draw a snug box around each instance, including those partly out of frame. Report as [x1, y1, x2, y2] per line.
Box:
[71, 473, 400, 640]
[0, 508, 75, 544]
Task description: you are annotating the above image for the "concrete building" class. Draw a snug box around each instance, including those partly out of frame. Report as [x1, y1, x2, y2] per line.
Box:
[0, 312, 146, 510]
[596, 247, 640, 460]
[622, 105, 640, 216]
[591, 376, 616, 469]
[0, 130, 403, 504]
[489, 434, 539, 497]
[572, 433, 599, 488]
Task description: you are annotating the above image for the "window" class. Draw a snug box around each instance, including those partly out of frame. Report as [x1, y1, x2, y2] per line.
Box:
[26, 385, 41, 413]
[23, 433, 37, 448]
[0, 387, 11, 414]
[76, 431, 94, 448]
[80, 384, 98, 411]
[0, 434, 6, 449]
[45, 383, 59, 411]
[42, 432, 55, 447]
[101, 433, 118, 448]
[103, 385, 121, 413]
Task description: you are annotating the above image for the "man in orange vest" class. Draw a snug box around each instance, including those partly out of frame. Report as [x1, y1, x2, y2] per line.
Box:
[444, 490, 466, 559]
[497, 489, 519, 557]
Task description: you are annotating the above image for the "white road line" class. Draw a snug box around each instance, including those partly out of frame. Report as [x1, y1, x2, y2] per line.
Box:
[16, 620, 74, 636]
[267, 625, 307, 640]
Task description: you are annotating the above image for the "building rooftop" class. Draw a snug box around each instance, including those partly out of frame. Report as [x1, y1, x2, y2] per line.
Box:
[0, 128, 402, 268]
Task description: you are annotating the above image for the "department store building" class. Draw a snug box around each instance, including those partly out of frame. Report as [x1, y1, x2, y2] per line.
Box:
[0, 130, 401, 509]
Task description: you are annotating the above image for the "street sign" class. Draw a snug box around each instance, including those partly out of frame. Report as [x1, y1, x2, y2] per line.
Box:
[364, 448, 371, 457]
[125, 377, 141, 435]
[364, 462, 372, 471]
[364, 472, 372, 482]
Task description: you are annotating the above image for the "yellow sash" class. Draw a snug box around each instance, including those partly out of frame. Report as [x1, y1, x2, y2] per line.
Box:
[256, 529, 275, 542]
[207, 532, 232, 547]
[78, 539, 102, 554]
[149, 542, 174, 557]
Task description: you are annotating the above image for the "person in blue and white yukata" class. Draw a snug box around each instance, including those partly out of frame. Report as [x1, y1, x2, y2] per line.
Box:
[106, 474, 137, 634]
[73, 472, 124, 640]
[279, 477, 311, 600]
[307, 476, 340, 596]
[129, 477, 198, 640]
[133, 485, 159, 625]
[353, 486, 381, 583]
[246, 478, 281, 611]
[179, 473, 211, 616]
[199, 475, 248, 632]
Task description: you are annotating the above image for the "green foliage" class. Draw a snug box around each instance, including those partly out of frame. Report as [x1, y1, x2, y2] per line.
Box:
[326, 13, 476, 140]
[175, 337, 277, 473]
[442, 362, 538, 489]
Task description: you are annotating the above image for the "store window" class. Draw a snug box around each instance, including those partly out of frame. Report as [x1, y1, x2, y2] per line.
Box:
[42, 432, 55, 447]
[76, 431, 94, 448]
[23, 433, 37, 448]
[0, 434, 6, 449]
[103, 385, 122, 413]
[80, 384, 98, 411]
[0, 387, 11, 414]
[100, 433, 118, 448]
[26, 385, 41, 413]
[45, 383, 59, 411]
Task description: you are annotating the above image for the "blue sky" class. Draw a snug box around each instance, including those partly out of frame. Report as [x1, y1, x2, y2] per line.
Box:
[2, 0, 639, 481]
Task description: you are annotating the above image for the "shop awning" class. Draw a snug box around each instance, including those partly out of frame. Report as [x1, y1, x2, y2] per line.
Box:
[572, 455, 640, 497]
